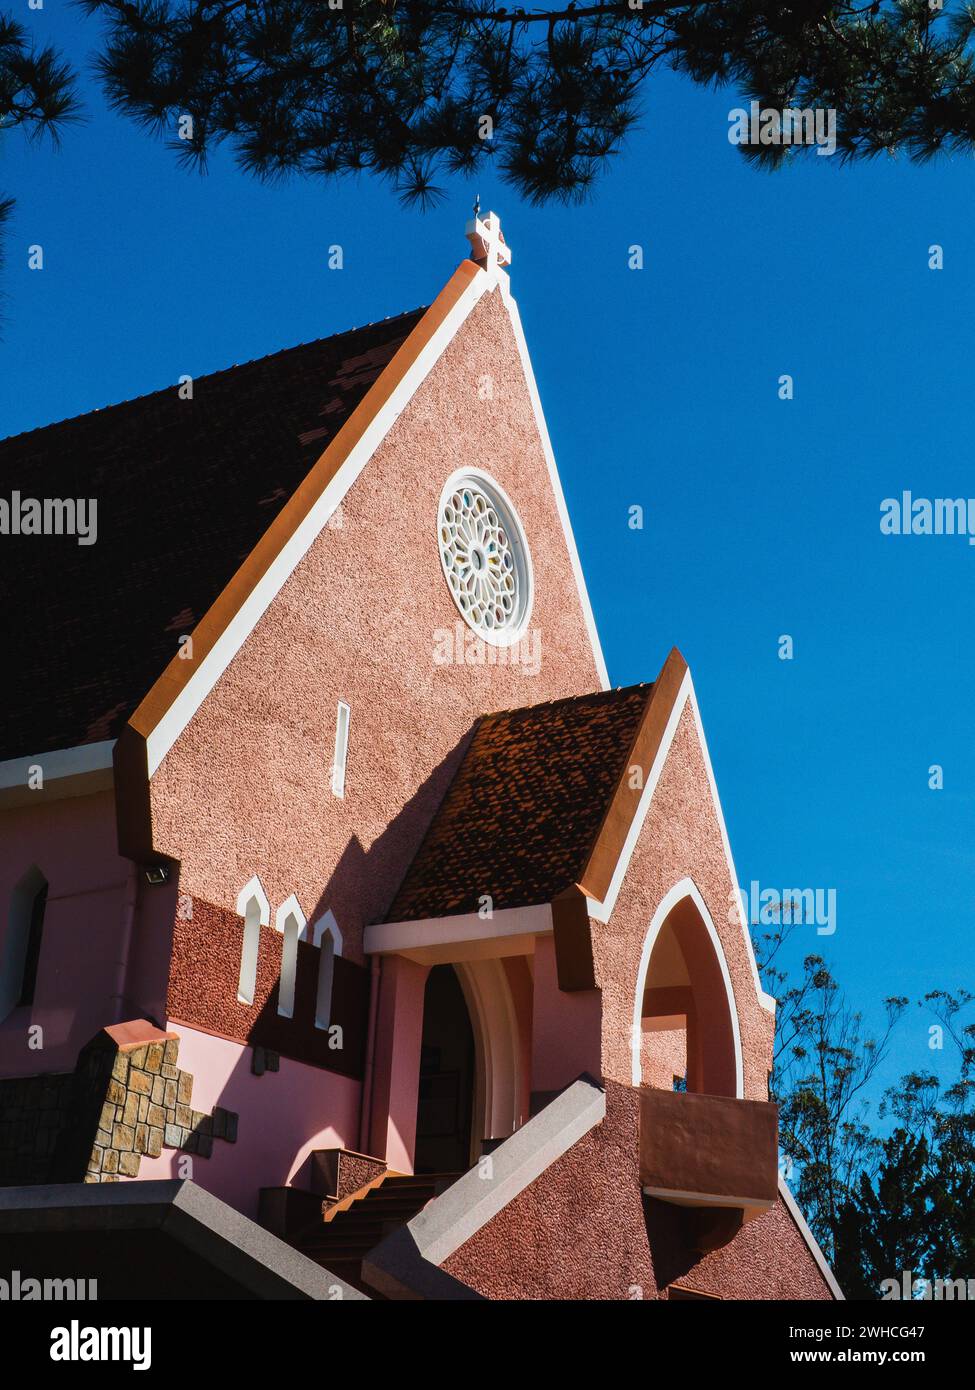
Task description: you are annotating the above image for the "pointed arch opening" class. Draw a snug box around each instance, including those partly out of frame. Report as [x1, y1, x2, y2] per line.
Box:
[632, 878, 743, 1099]
[235, 875, 270, 1006]
[275, 894, 306, 1019]
[312, 910, 342, 1031]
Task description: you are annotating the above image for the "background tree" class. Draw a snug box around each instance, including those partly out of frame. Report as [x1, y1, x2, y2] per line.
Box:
[71, 1, 975, 206]
[755, 922, 907, 1268]
[0, 14, 79, 321]
[835, 990, 975, 1297]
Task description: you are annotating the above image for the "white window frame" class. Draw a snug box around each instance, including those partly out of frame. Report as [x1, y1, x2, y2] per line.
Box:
[275, 893, 307, 1019]
[235, 875, 270, 1006]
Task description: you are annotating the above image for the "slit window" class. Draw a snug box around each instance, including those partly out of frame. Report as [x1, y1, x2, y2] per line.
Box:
[332, 701, 350, 799]
[1, 867, 48, 1021]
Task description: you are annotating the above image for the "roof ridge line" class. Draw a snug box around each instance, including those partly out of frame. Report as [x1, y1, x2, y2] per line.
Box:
[0, 306, 429, 446]
[480, 680, 654, 723]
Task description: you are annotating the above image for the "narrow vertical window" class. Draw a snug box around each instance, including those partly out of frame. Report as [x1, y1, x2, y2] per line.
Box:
[312, 911, 342, 1031]
[18, 880, 48, 1007]
[1, 866, 48, 1021]
[235, 876, 270, 1007]
[332, 701, 350, 799]
[315, 933, 335, 1031]
[275, 895, 306, 1019]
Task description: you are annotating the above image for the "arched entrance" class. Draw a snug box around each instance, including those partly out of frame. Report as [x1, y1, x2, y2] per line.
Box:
[632, 878, 743, 1098]
[414, 964, 476, 1174]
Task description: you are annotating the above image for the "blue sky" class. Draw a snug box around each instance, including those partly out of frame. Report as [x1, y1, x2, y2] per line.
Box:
[3, 5, 973, 1112]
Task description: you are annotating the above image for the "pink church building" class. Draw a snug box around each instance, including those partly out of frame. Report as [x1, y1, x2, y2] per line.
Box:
[0, 214, 841, 1301]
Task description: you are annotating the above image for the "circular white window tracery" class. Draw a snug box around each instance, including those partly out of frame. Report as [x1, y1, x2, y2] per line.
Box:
[437, 470, 533, 645]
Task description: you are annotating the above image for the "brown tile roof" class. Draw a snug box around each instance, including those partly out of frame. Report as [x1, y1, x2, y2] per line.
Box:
[385, 684, 655, 922]
[0, 308, 426, 762]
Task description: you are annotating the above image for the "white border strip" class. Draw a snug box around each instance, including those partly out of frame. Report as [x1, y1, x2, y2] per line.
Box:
[145, 272, 490, 777]
[145, 267, 611, 777]
[779, 1176, 845, 1300]
[364, 903, 552, 956]
[630, 876, 744, 1098]
[505, 292, 610, 691]
[0, 739, 115, 792]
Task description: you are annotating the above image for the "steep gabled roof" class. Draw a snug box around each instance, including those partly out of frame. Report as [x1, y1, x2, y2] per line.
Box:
[385, 683, 655, 921]
[0, 309, 425, 762]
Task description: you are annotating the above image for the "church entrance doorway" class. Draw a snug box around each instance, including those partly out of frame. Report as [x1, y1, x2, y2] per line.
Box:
[414, 964, 475, 1174]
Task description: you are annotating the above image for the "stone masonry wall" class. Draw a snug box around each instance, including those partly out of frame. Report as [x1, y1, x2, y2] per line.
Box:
[0, 1019, 241, 1186]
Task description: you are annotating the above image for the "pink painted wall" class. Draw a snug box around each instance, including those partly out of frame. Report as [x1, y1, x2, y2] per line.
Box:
[0, 790, 159, 1077]
[129, 1021, 360, 1219]
[531, 935, 601, 1094]
[368, 955, 428, 1171]
[146, 285, 603, 969]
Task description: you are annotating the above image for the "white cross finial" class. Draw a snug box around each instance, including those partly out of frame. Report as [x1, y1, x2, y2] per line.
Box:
[465, 209, 511, 277]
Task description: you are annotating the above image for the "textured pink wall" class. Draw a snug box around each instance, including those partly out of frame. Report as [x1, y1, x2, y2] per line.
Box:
[595, 703, 776, 1101]
[443, 1080, 833, 1300]
[641, 1026, 687, 1091]
[148, 285, 602, 965]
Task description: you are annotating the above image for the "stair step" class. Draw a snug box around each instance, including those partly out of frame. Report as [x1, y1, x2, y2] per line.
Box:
[298, 1170, 464, 1277]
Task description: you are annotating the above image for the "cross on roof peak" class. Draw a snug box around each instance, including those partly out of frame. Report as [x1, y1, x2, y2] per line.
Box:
[465, 208, 511, 277]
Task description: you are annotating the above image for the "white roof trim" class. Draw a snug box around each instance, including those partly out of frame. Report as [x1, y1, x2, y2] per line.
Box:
[0, 739, 115, 788]
[144, 263, 609, 778]
[504, 291, 609, 690]
[778, 1176, 845, 1300]
[145, 270, 491, 778]
[0, 739, 115, 808]
[588, 672, 775, 1015]
[686, 679, 777, 1014]
[588, 670, 693, 925]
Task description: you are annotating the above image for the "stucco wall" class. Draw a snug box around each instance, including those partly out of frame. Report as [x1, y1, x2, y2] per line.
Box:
[0, 791, 139, 1076]
[166, 895, 369, 1073]
[595, 703, 776, 1101]
[443, 1080, 833, 1300]
[147, 285, 602, 967]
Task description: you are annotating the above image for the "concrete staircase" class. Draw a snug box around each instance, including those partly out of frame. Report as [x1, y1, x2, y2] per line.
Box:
[299, 1172, 461, 1295]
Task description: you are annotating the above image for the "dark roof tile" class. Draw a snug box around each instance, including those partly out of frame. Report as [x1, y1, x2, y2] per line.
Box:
[0, 308, 427, 761]
[385, 684, 654, 921]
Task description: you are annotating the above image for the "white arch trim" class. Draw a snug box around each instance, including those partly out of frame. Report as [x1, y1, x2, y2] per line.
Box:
[235, 875, 271, 1006]
[311, 908, 343, 956]
[274, 894, 307, 1020]
[235, 875, 270, 926]
[274, 893, 307, 938]
[455, 959, 522, 1145]
[630, 876, 744, 1099]
[587, 670, 776, 1015]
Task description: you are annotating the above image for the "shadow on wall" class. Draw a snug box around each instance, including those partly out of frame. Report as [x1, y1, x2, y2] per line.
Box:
[147, 720, 488, 1205]
[303, 715, 482, 946]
